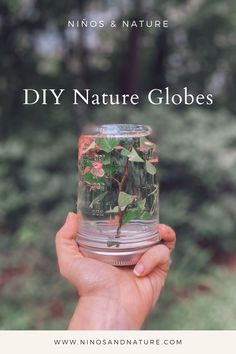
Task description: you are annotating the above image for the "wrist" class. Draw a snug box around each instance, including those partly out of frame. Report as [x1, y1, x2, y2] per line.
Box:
[68, 295, 141, 330]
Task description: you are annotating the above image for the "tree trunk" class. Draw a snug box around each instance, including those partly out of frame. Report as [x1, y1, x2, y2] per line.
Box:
[119, 0, 143, 96]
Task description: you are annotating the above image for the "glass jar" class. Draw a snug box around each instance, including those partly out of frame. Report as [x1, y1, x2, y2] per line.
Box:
[76, 124, 160, 266]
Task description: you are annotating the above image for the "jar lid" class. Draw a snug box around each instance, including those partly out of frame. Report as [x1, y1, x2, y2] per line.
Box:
[82, 124, 152, 138]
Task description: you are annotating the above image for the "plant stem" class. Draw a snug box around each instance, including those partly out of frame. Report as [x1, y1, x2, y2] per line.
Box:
[116, 156, 129, 237]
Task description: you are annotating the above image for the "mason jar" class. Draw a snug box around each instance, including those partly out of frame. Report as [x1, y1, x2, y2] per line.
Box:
[76, 124, 160, 266]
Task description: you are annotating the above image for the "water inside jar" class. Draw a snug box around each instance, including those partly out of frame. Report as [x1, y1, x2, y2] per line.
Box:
[77, 125, 159, 248]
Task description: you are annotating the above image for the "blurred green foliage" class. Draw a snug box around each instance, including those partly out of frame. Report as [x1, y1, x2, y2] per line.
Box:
[145, 268, 236, 330]
[0, 0, 236, 329]
[1, 105, 236, 329]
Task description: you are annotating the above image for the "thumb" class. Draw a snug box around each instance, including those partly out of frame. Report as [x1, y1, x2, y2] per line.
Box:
[55, 212, 83, 279]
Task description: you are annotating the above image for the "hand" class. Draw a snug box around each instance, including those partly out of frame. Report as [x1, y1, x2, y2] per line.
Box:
[55, 212, 176, 330]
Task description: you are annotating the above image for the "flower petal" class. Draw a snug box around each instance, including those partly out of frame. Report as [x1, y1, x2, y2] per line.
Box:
[90, 167, 105, 177]
[82, 166, 91, 175]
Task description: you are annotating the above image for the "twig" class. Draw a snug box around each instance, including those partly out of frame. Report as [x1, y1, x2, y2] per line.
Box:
[112, 177, 121, 187]
[116, 156, 130, 237]
[119, 157, 129, 192]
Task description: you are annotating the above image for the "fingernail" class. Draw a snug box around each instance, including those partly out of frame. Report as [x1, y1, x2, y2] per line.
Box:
[133, 263, 145, 277]
[160, 224, 175, 237]
[164, 224, 174, 233]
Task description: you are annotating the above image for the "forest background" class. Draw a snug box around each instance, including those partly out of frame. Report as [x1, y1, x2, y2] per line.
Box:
[0, 0, 236, 329]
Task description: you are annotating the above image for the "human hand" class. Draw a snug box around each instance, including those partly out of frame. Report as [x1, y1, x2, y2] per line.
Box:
[55, 212, 176, 330]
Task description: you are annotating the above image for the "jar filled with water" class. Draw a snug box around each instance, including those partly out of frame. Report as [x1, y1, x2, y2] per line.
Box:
[77, 124, 160, 265]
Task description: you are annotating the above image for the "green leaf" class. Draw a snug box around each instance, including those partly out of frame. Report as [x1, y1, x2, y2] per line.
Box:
[122, 209, 139, 224]
[106, 206, 119, 213]
[96, 138, 119, 153]
[121, 148, 130, 156]
[89, 191, 107, 208]
[128, 148, 144, 162]
[102, 155, 111, 165]
[137, 198, 146, 210]
[82, 159, 92, 167]
[140, 211, 152, 220]
[83, 141, 96, 153]
[122, 205, 150, 224]
[146, 161, 157, 175]
[118, 192, 133, 208]
[103, 165, 119, 174]
[140, 137, 155, 151]
[83, 172, 104, 184]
